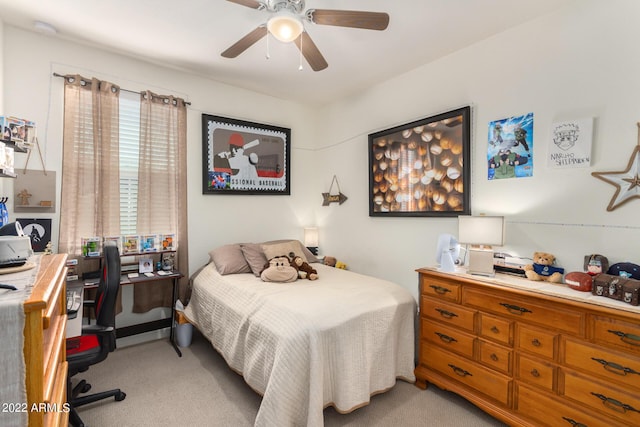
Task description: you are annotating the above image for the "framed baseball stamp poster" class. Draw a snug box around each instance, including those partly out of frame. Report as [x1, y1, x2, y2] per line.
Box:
[202, 114, 291, 195]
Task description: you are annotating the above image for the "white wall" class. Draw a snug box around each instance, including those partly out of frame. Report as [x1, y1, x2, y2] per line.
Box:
[308, 0, 640, 299]
[1, 26, 318, 275]
[2, 0, 640, 307]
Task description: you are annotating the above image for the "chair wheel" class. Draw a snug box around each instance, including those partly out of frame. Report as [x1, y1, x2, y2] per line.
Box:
[80, 383, 91, 393]
[115, 392, 126, 401]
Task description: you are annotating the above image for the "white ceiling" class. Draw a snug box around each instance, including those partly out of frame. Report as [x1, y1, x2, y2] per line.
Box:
[0, 0, 573, 106]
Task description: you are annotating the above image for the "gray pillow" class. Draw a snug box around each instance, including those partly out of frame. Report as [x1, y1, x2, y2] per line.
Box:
[209, 244, 252, 275]
[240, 243, 268, 276]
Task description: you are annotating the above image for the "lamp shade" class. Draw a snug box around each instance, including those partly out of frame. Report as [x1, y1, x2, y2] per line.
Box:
[458, 216, 504, 246]
[304, 227, 319, 247]
[267, 11, 304, 43]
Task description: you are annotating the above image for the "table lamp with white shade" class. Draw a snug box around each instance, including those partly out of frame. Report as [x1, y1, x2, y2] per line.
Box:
[458, 215, 505, 277]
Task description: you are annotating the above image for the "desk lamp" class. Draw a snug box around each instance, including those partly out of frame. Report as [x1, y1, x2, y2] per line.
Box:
[458, 215, 504, 277]
[304, 227, 319, 256]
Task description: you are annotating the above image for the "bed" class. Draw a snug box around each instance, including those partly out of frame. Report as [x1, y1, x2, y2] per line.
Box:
[183, 240, 416, 427]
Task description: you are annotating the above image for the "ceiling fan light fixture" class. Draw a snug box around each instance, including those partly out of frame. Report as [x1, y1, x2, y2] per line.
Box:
[267, 11, 303, 43]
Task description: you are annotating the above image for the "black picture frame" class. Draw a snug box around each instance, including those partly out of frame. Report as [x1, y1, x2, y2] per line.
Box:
[16, 217, 52, 252]
[202, 114, 291, 195]
[368, 106, 471, 217]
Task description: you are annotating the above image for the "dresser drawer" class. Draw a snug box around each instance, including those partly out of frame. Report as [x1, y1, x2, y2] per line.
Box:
[420, 276, 460, 302]
[562, 369, 640, 426]
[516, 354, 555, 391]
[592, 315, 640, 355]
[478, 339, 512, 375]
[422, 344, 512, 406]
[479, 312, 513, 346]
[464, 288, 584, 335]
[562, 338, 640, 392]
[517, 324, 557, 359]
[421, 318, 475, 359]
[421, 297, 475, 332]
[516, 383, 615, 427]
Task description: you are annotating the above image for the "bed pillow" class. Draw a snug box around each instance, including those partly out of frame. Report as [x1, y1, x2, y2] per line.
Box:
[240, 243, 269, 277]
[262, 241, 309, 265]
[209, 244, 252, 275]
[241, 240, 319, 277]
[263, 239, 321, 264]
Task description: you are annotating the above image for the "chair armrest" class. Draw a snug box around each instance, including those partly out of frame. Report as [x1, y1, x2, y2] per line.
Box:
[83, 299, 96, 307]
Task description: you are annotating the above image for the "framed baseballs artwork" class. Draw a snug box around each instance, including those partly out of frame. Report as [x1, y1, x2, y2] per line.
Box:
[368, 106, 471, 217]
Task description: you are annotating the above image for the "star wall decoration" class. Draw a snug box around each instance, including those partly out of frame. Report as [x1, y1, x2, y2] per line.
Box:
[591, 123, 640, 211]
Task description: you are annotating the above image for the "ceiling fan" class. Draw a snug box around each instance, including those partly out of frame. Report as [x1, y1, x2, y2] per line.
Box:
[222, 0, 390, 71]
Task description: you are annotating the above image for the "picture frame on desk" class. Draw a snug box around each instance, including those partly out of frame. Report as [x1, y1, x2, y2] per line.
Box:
[139, 257, 153, 274]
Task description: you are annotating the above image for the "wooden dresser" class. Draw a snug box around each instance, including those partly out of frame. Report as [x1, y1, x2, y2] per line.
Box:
[23, 254, 69, 427]
[415, 267, 640, 427]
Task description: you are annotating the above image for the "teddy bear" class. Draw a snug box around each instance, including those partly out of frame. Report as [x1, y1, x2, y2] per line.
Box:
[323, 256, 337, 267]
[288, 252, 318, 280]
[524, 251, 564, 283]
[260, 255, 299, 283]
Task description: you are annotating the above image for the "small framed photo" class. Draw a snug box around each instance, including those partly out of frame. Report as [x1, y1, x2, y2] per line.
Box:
[139, 257, 154, 273]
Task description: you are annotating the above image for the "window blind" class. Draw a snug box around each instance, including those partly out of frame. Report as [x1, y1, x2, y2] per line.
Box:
[119, 91, 140, 235]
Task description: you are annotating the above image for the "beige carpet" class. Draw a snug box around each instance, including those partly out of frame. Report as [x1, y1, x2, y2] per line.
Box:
[75, 331, 506, 426]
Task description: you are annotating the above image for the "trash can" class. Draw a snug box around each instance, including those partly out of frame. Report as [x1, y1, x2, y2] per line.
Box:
[175, 309, 193, 347]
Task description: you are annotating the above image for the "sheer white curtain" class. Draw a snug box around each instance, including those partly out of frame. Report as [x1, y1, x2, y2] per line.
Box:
[133, 91, 189, 311]
[59, 75, 121, 256]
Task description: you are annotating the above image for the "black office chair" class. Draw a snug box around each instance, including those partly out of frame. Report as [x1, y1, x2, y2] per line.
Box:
[66, 242, 126, 427]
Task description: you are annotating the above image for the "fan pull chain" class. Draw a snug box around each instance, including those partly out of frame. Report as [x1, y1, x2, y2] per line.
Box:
[298, 32, 303, 71]
[266, 31, 270, 59]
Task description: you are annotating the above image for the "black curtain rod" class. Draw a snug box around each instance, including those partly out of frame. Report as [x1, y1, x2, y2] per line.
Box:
[52, 72, 191, 105]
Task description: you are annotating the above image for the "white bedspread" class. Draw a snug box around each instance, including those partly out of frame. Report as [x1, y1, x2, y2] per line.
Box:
[184, 263, 416, 427]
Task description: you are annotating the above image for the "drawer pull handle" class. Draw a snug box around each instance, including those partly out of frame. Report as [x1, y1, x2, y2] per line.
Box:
[530, 369, 540, 377]
[435, 332, 458, 344]
[562, 417, 588, 427]
[499, 302, 532, 315]
[490, 326, 500, 334]
[591, 392, 640, 414]
[607, 329, 640, 346]
[531, 338, 541, 347]
[448, 363, 472, 377]
[591, 357, 640, 376]
[430, 285, 451, 295]
[435, 308, 458, 319]
[490, 353, 499, 362]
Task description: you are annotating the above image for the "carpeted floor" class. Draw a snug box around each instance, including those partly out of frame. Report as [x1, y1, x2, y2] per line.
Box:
[74, 331, 506, 426]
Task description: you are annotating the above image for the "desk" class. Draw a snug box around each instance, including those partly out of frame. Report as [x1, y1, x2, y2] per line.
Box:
[81, 270, 183, 356]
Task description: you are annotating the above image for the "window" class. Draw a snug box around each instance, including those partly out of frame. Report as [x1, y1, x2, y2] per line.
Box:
[119, 91, 140, 235]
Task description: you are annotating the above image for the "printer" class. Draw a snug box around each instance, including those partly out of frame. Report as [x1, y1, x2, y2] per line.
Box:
[0, 222, 33, 268]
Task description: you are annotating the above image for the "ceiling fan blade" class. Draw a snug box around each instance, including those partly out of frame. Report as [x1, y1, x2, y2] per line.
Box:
[308, 9, 389, 31]
[294, 32, 328, 72]
[226, 0, 263, 10]
[221, 26, 268, 58]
